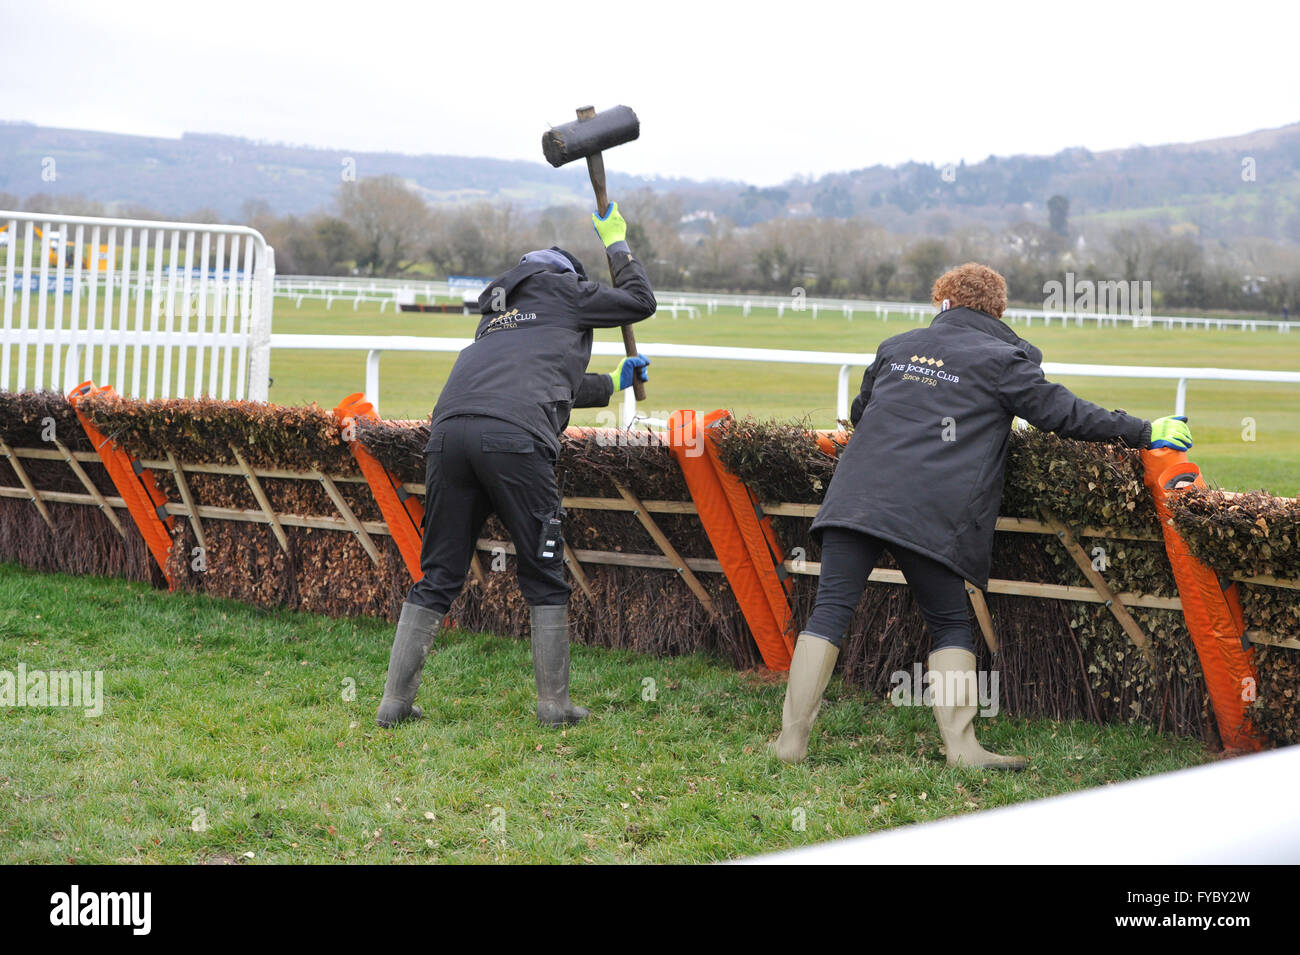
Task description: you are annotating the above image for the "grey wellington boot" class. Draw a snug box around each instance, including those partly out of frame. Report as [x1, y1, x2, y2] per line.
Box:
[376, 602, 444, 728]
[530, 604, 590, 727]
[772, 633, 840, 763]
[928, 648, 1026, 770]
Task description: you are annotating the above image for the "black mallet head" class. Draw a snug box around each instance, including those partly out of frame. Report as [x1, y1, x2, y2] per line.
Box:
[542, 105, 640, 167]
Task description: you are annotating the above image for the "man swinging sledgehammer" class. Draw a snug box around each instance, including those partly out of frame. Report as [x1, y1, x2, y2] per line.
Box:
[377, 205, 655, 728]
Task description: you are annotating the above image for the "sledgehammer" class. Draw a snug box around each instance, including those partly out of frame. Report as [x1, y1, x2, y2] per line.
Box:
[542, 104, 646, 401]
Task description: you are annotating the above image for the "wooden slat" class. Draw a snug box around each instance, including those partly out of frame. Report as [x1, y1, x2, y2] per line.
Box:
[0, 486, 126, 509]
[1043, 513, 1156, 667]
[7, 447, 365, 484]
[760, 504, 1161, 542]
[53, 437, 124, 537]
[162, 500, 389, 535]
[986, 578, 1182, 610]
[8, 447, 101, 463]
[469, 552, 486, 586]
[993, 515, 1161, 542]
[1234, 574, 1300, 592]
[315, 470, 380, 565]
[229, 444, 290, 553]
[563, 544, 595, 602]
[394, 481, 701, 516]
[780, 557, 1182, 610]
[566, 495, 698, 515]
[761, 502, 819, 518]
[0, 484, 392, 538]
[165, 451, 206, 550]
[477, 538, 723, 575]
[965, 582, 999, 653]
[613, 480, 714, 614]
[0, 437, 54, 530]
[1247, 630, 1300, 651]
[138, 458, 366, 484]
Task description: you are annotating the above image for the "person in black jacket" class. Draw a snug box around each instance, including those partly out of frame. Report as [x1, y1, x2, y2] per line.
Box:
[773, 263, 1193, 768]
[377, 203, 656, 729]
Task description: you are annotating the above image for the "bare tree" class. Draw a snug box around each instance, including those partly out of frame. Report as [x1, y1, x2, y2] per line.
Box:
[337, 176, 432, 276]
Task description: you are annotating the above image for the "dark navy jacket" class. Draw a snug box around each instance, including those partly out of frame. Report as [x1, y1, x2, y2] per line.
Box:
[430, 246, 656, 456]
[811, 307, 1151, 587]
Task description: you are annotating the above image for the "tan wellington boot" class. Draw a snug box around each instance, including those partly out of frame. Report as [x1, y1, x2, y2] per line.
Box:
[772, 634, 840, 763]
[927, 647, 1026, 770]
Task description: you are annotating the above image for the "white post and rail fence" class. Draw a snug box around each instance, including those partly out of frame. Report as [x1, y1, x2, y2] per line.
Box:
[4, 211, 1300, 425]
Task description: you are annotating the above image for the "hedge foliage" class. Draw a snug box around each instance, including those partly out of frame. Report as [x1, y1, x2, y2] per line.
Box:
[78, 393, 355, 474]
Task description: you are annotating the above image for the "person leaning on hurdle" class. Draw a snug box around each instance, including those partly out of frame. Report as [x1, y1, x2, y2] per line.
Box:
[376, 203, 655, 729]
[773, 262, 1193, 769]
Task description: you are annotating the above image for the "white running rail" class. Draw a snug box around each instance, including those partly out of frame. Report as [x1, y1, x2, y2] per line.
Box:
[268, 333, 1300, 424]
[0, 211, 276, 401]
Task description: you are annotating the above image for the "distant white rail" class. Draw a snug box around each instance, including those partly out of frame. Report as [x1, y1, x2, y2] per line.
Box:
[268, 333, 1300, 423]
[272, 274, 1294, 332]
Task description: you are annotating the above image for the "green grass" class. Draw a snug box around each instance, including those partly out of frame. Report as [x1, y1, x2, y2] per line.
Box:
[0, 563, 1209, 864]
[266, 299, 1300, 495]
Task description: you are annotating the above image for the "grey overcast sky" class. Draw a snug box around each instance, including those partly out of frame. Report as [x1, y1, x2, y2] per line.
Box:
[3, 0, 1296, 185]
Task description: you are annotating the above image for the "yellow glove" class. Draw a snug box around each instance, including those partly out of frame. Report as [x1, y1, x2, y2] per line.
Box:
[1149, 415, 1192, 451]
[592, 202, 627, 247]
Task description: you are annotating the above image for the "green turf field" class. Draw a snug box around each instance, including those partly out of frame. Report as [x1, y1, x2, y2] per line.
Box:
[0, 565, 1208, 864]
[268, 299, 1300, 496]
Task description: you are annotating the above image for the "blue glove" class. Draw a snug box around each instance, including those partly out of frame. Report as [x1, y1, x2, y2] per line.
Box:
[609, 355, 649, 391]
[1149, 415, 1193, 451]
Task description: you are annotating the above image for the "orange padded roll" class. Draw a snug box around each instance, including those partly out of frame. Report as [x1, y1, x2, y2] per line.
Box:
[334, 393, 426, 581]
[669, 410, 793, 670]
[700, 410, 795, 655]
[1142, 448, 1262, 752]
[68, 381, 176, 586]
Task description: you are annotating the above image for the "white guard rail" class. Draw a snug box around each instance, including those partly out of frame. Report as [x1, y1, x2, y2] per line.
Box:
[0, 211, 275, 401]
[268, 333, 1300, 424]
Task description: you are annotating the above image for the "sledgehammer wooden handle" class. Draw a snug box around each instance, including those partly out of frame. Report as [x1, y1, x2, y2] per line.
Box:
[578, 105, 646, 402]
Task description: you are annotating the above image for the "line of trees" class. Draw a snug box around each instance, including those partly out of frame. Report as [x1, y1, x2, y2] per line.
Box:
[5, 179, 1297, 314]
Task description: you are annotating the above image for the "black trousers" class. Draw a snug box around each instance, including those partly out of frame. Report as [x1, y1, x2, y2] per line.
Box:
[804, 527, 974, 653]
[405, 415, 569, 613]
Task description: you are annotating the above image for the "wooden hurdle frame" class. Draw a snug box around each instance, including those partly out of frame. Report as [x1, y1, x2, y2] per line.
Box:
[2, 441, 1297, 660]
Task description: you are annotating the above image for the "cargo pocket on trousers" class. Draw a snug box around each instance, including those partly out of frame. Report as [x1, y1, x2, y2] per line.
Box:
[481, 433, 534, 454]
[425, 432, 445, 453]
[534, 509, 565, 564]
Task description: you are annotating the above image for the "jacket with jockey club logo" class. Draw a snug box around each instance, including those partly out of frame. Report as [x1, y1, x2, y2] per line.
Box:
[429, 244, 656, 457]
[810, 306, 1152, 588]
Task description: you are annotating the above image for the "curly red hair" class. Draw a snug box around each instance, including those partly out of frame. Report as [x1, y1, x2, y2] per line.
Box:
[931, 262, 1008, 318]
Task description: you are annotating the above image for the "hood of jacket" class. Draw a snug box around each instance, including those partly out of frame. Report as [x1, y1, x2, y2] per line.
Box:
[932, 306, 1043, 365]
[477, 261, 559, 314]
